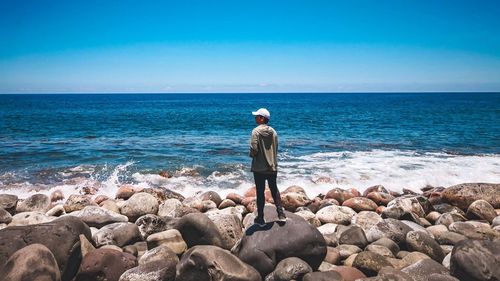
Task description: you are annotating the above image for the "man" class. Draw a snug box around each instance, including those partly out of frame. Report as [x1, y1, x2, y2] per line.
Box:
[249, 108, 286, 226]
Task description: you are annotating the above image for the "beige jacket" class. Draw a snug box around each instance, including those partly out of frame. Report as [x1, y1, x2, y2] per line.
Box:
[249, 124, 278, 173]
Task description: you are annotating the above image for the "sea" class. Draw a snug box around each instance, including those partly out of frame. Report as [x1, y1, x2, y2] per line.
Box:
[0, 93, 499, 199]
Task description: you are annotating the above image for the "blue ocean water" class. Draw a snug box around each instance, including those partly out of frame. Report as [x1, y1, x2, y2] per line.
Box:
[0, 93, 499, 197]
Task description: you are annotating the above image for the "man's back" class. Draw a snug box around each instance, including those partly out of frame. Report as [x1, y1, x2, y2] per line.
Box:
[250, 124, 278, 173]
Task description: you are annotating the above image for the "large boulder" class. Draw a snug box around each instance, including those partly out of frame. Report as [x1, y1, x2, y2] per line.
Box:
[199, 191, 222, 206]
[176, 245, 261, 281]
[75, 248, 137, 281]
[0, 216, 93, 281]
[280, 192, 310, 212]
[232, 206, 326, 277]
[174, 213, 226, 248]
[9, 211, 54, 226]
[441, 183, 500, 210]
[68, 205, 129, 227]
[205, 211, 243, 250]
[16, 193, 51, 213]
[265, 257, 312, 281]
[0, 243, 61, 281]
[121, 192, 159, 221]
[93, 222, 141, 247]
[450, 239, 500, 281]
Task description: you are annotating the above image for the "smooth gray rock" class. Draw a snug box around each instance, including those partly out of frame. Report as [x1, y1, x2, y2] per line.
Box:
[337, 244, 362, 259]
[205, 211, 243, 250]
[365, 244, 394, 258]
[64, 194, 95, 213]
[176, 245, 261, 281]
[366, 218, 413, 245]
[382, 195, 430, 220]
[157, 198, 183, 217]
[434, 231, 467, 245]
[68, 205, 128, 228]
[9, 211, 55, 226]
[16, 193, 51, 213]
[450, 239, 500, 281]
[316, 205, 357, 225]
[466, 199, 497, 223]
[174, 212, 226, 248]
[265, 257, 312, 281]
[121, 192, 159, 221]
[370, 238, 400, 256]
[339, 225, 369, 248]
[406, 231, 445, 262]
[0, 243, 61, 281]
[377, 267, 414, 281]
[93, 222, 141, 247]
[435, 212, 466, 227]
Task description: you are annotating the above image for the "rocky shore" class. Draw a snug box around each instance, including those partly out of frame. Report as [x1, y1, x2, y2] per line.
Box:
[0, 182, 499, 281]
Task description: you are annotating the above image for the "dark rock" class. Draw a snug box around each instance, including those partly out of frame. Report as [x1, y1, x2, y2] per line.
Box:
[265, 257, 312, 281]
[352, 251, 392, 276]
[378, 267, 414, 281]
[0, 207, 12, 224]
[370, 237, 400, 256]
[143, 187, 185, 202]
[365, 218, 413, 245]
[123, 245, 138, 257]
[68, 205, 128, 227]
[466, 199, 497, 223]
[174, 212, 225, 248]
[199, 190, 222, 206]
[176, 245, 261, 281]
[232, 206, 326, 277]
[339, 225, 369, 248]
[0, 216, 93, 281]
[450, 238, 500, 281]
[303, 270, 343, 281]
[0, 194, 18, 214]
[343, 197, 378, 212]
[435, 212, 467, 227]
[64, 194, 95, 213]
[17, 193, 51, 213]
[332, 266, 367, 281]
[135, 214, 177, 239]
[432, 203, 465, 216]
[428, 274, 460, 281]
[434, 231, 467, 245]
[75, 248, 137, 281]
[449, 221, 500, 240]
[0, 243, 61, 281]
[401, 259, 450, 281]
[441, 183, 500, 210]
[93, 222, 141, 247]
[406, 231, 444, 262]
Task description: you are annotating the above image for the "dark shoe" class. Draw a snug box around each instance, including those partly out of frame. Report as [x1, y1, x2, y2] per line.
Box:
[254, 217, 266, 227]
[277, 212, 287, 222]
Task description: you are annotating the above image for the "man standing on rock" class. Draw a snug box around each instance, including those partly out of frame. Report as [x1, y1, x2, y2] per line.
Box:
[250, 108, 286, 226]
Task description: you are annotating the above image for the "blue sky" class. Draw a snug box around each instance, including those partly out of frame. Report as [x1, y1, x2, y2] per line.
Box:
[1, 0, 500, 93]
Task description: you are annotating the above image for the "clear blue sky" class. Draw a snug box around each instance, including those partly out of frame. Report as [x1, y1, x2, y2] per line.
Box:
[1, 0, 500, 93]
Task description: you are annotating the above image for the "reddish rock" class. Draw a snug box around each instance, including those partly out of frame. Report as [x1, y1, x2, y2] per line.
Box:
[226, 193, 243, 204]
[199, 191, 222, 206]
[376, 206, 386, 214]
[305, 197, 323, 213]
[350, 188, 361, 197]
[324, 247, 341, 265]
[366, 192, 395, 206]
[75, 248, 137, 281]
[50, 190, 65, 202]
[466, 199, 497, 223]
[241, 196, 256, 207]
[159, 171, 172, 178]
[244, 186, 273, 202]
[332, 266, 367, 281]
[218, 199, 236, 209]
[116, 185, 142, 200]
[325, 188, 356, 204]
[282, 185, 307, 195]
[363, 185, 388, 197]
[342, 197, 378, 212]
[0, 244, 61, 281]
[94, 195, 110, 205]
[441, 183, 500, 210]
[281, 192, 310, 212]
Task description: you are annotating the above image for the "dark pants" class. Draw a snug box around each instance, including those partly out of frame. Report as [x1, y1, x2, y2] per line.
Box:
[253, 172, 284, 218]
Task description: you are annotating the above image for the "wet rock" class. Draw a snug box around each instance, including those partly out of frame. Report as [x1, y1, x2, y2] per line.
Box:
[9, 211, 54, 226]
[174, 212, 225, 248]
[64, 195, 95, 213]
[142, 187, 185, 202]
[146, 229, 187, 255]
[434, 231, 467, 245]
[121, 192, 159, 221]
[401, 259, 450, 281]
[332, 266, 367, 281]
[69, 205, 129, 227]
[449, 221, 500, 240]
[337, 244, 362, 259]
[199, 190, 222, 206]
[135, 214, 177, 239]
[0, 243, 61, 281]
[325, 188, 357, 204]
[176, 245, 261, 281]
[365, 244, 394, 258]
[75, 248, 137, 281]
[302, 270, 344, 281]
[0, 216, 92, 281]
[339, 225, 369, 248]
[406, 231, 444, 262]
[205, 211, 243, 250]
[219, 199, 236, 209]
[370, 237, 400, 256]
[366, 218, 413, 245]
[343, 197, 378, 212]
[0, 207, 12, 224]
[232, 206, 326, 277]
[366, 192, 395, 206]
[17, 193, 51, 213]
[466, 199, 497, 223]
[351, 211, 383, 233]
[450, 238, 500, 281]
[0, 194, 18, 214]
[93, 222, 141, 247]
[352, 251, 392, 276]
[316, 205, 357, 225]
[265, 257, 312, 281]
[441, 183, 500, 210]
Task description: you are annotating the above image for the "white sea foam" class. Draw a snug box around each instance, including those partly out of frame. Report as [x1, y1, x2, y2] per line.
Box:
[1, 150, 499, 200]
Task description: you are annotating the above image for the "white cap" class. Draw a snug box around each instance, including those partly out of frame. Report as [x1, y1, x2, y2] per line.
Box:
[252, 108, 270, 119]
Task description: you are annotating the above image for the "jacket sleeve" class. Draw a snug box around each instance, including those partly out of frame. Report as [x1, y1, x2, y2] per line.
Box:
[249, 130, 259, 157]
